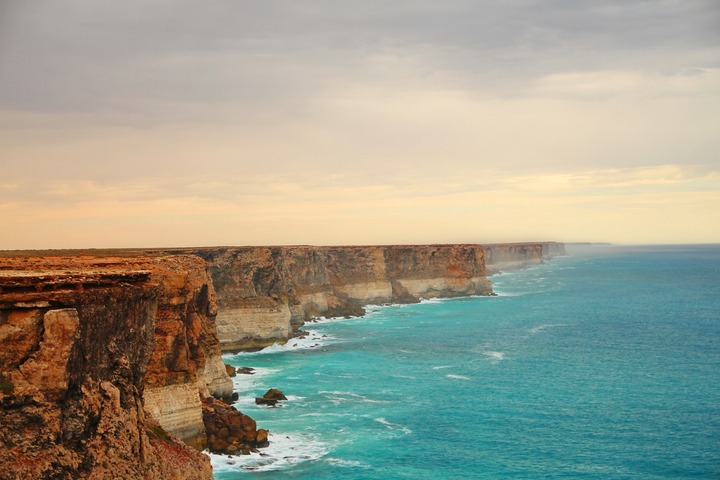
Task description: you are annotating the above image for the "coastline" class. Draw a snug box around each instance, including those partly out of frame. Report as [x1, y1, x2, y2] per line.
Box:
[211, 255, 568, 473]
[0, 242, 564, 479]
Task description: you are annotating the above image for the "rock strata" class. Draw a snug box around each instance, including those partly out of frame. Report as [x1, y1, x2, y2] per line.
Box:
[0, 254, 263, 479]
[189, 244, 495, 351]
[0, 261, 213, 479]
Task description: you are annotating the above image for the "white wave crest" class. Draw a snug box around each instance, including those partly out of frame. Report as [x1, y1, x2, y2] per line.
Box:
[207, 431, 329, 473]
[484, 351, 506, 361]
[374, 417, 413, 435]
[420, 298, 443, 304]
[319, 390, 390, 405]
[445, 374, 471, 380]
[324, 457, 372, 469]
[306, 315, 356, 325]
[229, 330, 336, 356]
[284, 394, 305, 402]
[491, 290, 525, 297]
[528, 323, 567, 334]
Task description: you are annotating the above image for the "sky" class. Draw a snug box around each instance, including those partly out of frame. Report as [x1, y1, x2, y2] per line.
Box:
[1, 0, 719, 249]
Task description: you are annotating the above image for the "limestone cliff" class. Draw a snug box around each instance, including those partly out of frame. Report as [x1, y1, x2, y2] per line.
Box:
[0, 254, 262, 479]
[483, 242, 566, 275]
[188, 245, 493, 351]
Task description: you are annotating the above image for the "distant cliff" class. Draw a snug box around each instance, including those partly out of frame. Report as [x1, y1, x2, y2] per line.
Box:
[182, 245, 492, 351]
[186, 243, 561, 352]
[484, 241, 566, 275]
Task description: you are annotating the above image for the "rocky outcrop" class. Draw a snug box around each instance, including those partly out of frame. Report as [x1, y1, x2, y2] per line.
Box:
[202, 397, 268, 455]
[0, 254, 260, 479]
[255, 388, 288, 406]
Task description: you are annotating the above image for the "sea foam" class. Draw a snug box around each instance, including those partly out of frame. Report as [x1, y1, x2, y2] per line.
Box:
[207, 431, 329, 473]
[374, 417, 413, 435]
[528, 323, 567, 334]
[484, 351, 506, 361]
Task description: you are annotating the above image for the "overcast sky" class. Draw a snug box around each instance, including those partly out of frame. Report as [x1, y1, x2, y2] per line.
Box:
[1, 0, 719, 249]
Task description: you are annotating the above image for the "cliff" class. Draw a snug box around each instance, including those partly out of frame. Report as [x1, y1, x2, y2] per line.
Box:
[483, 242, 566, 275]
[188, 242, 565, 351]
[187, 244, 493, 351]
[0, 254, 262, 479]
[0, 241, 564, 478]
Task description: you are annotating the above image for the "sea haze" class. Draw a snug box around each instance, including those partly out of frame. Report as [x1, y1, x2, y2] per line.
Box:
[215, 244, 720, 479]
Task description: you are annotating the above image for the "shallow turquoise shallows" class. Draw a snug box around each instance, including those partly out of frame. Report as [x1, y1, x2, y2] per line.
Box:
[212, 245, 720, 479]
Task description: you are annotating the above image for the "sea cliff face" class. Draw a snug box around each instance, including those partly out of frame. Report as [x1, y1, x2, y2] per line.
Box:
[0, 254, 255, 479]
[483, 242, 566, 275]
[190, 245, 493, 351]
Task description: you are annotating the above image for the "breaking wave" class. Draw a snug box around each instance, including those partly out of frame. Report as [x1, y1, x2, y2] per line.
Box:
[207, 432, 328, 473]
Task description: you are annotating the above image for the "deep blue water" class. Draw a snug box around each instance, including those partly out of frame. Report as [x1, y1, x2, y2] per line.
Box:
[212, 245, 720, 479]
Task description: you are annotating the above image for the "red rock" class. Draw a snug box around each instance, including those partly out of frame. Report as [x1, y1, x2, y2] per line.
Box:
[0, 255, 220, 479]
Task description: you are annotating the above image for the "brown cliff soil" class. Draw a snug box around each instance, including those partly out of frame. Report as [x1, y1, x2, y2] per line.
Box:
[0, 254, 263, 479]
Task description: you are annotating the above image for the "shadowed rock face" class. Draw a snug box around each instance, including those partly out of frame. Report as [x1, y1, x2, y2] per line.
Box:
[0, 277, 212, 478]
[0, 255, 241, 479]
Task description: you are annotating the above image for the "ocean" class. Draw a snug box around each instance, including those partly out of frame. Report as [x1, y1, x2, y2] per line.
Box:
[212, 244, 720, 479]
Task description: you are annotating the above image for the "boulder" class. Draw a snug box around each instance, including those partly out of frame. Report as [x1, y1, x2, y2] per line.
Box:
[202, 397, 266, 455]
[255, 388, 288, 406]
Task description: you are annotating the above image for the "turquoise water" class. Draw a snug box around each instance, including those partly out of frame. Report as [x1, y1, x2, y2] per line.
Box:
[213, 245, 720, 479]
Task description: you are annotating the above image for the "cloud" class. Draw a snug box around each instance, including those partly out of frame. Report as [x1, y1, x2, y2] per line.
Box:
[0, 1, 718, 247]
[1, 1, 718, 115]
[3, 174, 719, 248]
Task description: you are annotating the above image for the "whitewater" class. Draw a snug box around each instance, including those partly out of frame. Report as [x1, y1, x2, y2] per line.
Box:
[213, 244, 720, 479]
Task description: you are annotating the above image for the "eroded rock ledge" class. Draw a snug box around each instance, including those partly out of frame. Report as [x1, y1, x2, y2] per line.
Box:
[0, 255, 255, 479]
